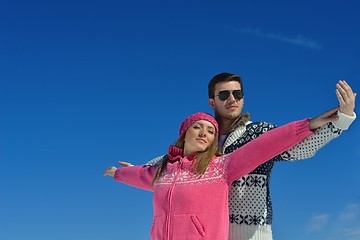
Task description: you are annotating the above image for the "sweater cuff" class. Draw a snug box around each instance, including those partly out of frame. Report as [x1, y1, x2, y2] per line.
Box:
[333, 110, 356, 130]
[295, 118, 314, 137]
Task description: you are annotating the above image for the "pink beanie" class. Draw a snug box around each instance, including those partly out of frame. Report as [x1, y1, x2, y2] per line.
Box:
[179, 112, 218, 137]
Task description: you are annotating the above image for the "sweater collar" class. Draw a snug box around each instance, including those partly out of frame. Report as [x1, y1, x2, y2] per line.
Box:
[167, 145, 196, 162]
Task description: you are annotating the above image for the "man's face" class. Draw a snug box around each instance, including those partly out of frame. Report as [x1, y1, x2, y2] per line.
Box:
[208, 81, 244, 120]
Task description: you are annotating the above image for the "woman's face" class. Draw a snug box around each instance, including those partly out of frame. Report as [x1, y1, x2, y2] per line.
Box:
[183, 120, 216, 156]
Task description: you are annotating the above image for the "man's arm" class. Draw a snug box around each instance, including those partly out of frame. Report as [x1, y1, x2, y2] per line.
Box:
[280, 111, 356, 161]
[145, 155, 166, 166]
[280, 80, 356, 161]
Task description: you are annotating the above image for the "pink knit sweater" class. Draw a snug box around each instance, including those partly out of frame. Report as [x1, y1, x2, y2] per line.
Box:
[114, 119, 314, 240]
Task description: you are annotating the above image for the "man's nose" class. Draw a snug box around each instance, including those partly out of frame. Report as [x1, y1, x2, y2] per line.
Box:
[227, 92, 236, 101]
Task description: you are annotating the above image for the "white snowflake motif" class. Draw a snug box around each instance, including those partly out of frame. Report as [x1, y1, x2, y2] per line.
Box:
[203, 167, 221, 180]
[177, 171, 190, 182]
[158, 170, 177, 184]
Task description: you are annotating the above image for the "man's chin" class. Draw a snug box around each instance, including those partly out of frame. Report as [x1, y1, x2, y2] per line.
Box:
[226, 109, 240, 117]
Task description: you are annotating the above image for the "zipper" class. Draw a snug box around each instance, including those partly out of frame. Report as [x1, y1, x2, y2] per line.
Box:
[166, 158, 183, 239]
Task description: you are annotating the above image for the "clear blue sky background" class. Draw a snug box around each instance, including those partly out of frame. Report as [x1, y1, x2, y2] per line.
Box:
[1, 1, 359, 239]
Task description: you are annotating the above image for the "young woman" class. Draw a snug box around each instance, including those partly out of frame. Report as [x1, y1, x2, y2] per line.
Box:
[103, 110, 338, 240]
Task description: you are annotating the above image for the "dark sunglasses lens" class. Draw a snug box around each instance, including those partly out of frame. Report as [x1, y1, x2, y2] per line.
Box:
[233, 90, 243, 100]
[218, 91, 230, 101]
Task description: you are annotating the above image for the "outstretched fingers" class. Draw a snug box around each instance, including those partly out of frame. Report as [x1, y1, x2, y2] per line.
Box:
[118, 161, 134, 167]
[336, 80, 356, 116]
[103, 166, 117, 177]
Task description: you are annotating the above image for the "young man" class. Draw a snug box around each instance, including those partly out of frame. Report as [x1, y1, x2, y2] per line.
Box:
[120, 73, 356, 240]
[206, 72, 356, 240]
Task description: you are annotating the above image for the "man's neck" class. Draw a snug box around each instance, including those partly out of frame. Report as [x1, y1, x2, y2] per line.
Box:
[216, 117, 234, 135]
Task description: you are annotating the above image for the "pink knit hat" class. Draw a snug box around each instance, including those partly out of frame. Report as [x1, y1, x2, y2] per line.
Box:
[179, 112, 218, 137]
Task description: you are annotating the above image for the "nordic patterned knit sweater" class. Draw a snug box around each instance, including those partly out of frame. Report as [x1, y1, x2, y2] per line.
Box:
[145, 111, 356, 240]
[114, 119, 314, 240]
[223, 111, 356, 240]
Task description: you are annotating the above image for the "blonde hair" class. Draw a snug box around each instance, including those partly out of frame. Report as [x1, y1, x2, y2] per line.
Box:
[152, 133, 222, 185]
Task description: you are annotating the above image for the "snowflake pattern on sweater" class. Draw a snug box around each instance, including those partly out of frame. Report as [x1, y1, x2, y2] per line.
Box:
[225, 121, 342, 225]
[156, 155, 227, 187]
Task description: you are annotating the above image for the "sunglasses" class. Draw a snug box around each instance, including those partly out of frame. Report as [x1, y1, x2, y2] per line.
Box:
[216, 90, 243, 101]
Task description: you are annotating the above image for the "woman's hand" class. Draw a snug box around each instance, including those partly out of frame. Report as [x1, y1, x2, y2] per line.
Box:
[309, 107, 339, 130]
[103, 161, 133, 177]
[103, 166, 118, 177]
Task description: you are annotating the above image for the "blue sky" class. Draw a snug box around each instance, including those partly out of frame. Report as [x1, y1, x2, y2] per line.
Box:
[1, 0, 359, 239]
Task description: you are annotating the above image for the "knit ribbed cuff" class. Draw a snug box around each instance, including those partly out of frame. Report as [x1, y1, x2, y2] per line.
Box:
[333, 110, 357, 130]
[295, 118, 313, 138]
